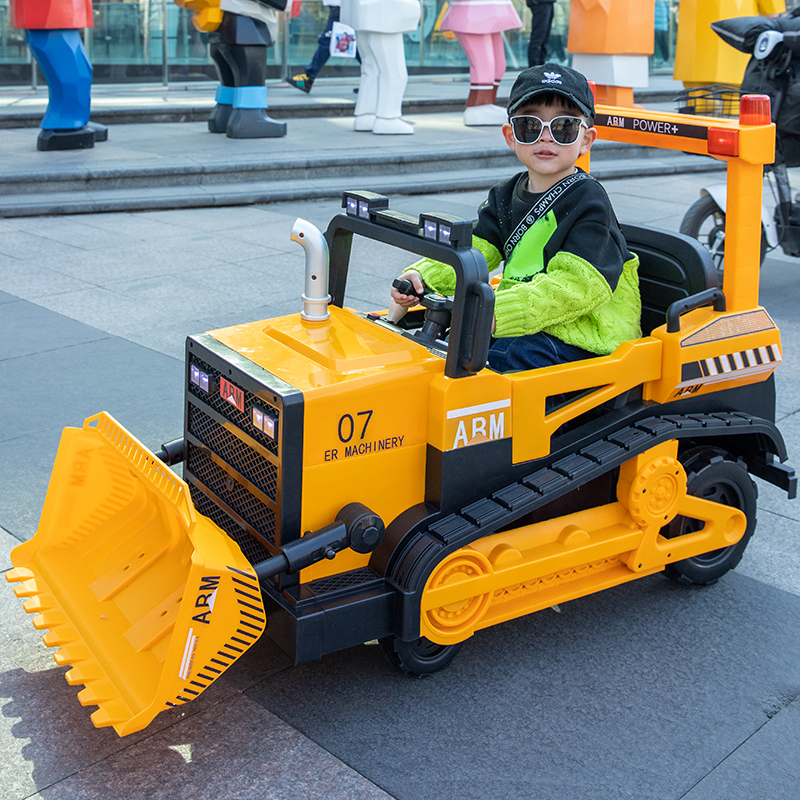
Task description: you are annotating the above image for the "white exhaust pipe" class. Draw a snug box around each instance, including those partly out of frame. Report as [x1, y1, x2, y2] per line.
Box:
[291, 218, 331, 321]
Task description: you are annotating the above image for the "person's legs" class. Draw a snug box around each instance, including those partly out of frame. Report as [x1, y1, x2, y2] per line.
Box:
[489, 332, 594, 372]
[527, 3, 554, 67]
[306, 7, 337, 79]
[488, 331, 596, 411]
[654, 30, 670, 62]
[288, 6, 336, 93]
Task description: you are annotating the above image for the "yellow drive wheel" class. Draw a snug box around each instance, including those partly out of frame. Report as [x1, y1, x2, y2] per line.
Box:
[628, 455, 687, 528]
[421, 550, 493, 644]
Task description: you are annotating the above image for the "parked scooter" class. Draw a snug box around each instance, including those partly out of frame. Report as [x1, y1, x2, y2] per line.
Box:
[679, 11, 800, 271]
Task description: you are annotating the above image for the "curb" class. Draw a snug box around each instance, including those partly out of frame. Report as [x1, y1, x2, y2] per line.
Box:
[0, 156, 724, 218]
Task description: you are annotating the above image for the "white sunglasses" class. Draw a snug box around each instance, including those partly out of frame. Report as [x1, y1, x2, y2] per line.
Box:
[509, 115, 589, 145]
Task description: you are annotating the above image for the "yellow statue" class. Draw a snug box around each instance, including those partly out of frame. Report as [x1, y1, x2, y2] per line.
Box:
[674, 0, 786, 87]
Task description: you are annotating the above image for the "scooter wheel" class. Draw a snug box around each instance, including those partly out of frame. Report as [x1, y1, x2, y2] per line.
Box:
[680, 194, 767, 274]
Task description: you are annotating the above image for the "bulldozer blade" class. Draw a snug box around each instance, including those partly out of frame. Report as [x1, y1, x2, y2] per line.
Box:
[6, 412, 266, 736]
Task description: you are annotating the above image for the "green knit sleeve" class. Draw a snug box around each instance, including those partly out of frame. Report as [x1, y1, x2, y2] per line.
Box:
[403, 235, 502, 296]
[493, 251, 612, 338]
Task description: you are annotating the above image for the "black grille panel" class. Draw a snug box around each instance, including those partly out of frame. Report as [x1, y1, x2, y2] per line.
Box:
[191, 486, 273, 564]
[188, 405, 278, 500]
[188, 354, 279, 455]
[187, 444, 276, 545]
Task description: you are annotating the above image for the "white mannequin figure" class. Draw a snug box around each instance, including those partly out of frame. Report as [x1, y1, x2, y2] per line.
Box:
[340, 0, 420, 134]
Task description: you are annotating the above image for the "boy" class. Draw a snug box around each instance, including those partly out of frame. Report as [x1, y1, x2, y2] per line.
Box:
[390, 64, 641, 374]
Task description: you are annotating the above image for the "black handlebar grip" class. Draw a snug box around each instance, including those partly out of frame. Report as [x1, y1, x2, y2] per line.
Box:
[666, 288, 726, 333]
[392, 278, 425, 299]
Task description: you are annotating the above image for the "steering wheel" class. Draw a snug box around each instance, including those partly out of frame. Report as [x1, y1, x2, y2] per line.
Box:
[391, 278, 453, 347]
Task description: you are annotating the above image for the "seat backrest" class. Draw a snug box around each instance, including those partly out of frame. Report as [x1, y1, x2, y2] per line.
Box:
[621, 222, 720, 336]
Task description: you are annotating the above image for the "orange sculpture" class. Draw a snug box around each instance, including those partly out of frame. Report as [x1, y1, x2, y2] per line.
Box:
[567, 0, 654, 108]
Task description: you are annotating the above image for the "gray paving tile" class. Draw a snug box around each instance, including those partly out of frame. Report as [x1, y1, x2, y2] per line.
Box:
[49, 240, 221, 285]
[197, 298, 303, 332]
[0, 327, 182, 538]
[27, 694, 393, 800]
[6, 216, 140, 252]
[106, 318, 205, 361]
[29, 285, 177, 336]
[0, 259, 97, 299]
[683, 698, 800, 800]
[136, 204, 292, 232]
[246, 574, 800, 800]
[217, 217, 315, 254]
[67, 211, 190, 240]
[0, 583, 243, 798]
[0, 230, 89, 262]
[0, 298, 109, 360]
[0, 526, 17, 568]
[737, 504, 800, 597]
[0, 432, 56, 540]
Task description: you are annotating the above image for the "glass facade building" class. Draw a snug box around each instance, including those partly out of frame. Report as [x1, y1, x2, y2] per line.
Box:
[0, 0, 685, 88]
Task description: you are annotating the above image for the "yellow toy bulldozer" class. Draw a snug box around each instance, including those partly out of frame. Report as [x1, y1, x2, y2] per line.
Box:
[8, 95, 797, 736]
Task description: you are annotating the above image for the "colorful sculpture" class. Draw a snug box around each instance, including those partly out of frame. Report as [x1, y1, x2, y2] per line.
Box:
[674, 0, 785, 87]
[11, 0, 107, 151]
[340, 0, 420, 134]
[440, 0, 522, 126]
[176, 0, 287, 138]
[567, 0, 654, 107]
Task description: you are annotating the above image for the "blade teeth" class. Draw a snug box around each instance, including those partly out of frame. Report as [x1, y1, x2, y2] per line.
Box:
[53, 644, 89, 665]
[43, 628, 77, 648]
[65, 665, 101, 685]
[33, 612, 64, 630]
[78, 687, 104, 706]
[23, 597, 44, 613]
[91, 708, 113, 728]
[14, 578, 39, 598]
[5, 567, 34, 584]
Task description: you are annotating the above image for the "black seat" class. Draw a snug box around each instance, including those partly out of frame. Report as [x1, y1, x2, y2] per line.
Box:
[621, 222, 720, 336]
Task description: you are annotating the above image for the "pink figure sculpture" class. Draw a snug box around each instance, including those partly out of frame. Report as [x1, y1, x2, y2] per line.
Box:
[441, 0, 522, 126]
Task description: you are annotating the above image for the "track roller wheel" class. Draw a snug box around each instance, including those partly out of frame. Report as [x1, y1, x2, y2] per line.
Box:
[378, 635, 463, 677]
[662, 446, 757, 586]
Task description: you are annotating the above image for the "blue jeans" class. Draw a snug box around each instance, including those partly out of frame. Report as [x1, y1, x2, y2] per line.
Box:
[306, 8, 361, 80]
[488, 331, 596, 411]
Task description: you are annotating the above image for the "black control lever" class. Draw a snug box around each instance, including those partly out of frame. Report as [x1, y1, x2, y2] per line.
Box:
[392, 277, 426, 299]
[391, 278, 453, 345]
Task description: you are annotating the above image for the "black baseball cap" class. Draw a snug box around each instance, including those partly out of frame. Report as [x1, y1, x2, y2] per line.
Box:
[507, 64, 595, 122]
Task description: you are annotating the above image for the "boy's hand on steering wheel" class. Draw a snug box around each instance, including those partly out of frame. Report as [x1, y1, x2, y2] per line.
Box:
[391, 270, 426, 308]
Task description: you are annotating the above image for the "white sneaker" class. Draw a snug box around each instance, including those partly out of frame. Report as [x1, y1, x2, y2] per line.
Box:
[354, 114, 377, 131]
[372, 117, 414, 135]
[463, 104, 508, 127]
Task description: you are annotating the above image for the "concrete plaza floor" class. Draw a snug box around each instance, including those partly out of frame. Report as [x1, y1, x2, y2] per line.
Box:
[2, 165, 800, 797]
